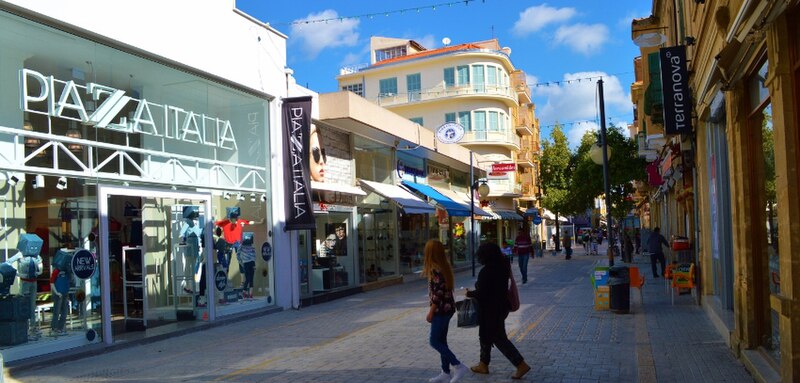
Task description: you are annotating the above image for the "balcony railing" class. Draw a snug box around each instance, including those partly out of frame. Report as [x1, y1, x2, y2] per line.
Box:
[375, 84, 515, 107]
[461, 129, 520, 148]
[516, 151, 535, 167]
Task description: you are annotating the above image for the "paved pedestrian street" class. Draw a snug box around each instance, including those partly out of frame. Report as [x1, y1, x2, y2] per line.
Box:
[6, 246, 753, 383]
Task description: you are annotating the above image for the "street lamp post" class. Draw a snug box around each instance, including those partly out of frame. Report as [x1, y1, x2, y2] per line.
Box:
[590, 79, 615, 266]
[469, 152, 490, 276]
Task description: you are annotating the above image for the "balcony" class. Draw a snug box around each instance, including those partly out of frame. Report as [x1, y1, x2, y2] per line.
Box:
[513, 109, 534, 136]
[510, 70, 532, 104]
[460, 129, 520, 150]
[516, 150, 535, 168]
[375, 84, 516, 108]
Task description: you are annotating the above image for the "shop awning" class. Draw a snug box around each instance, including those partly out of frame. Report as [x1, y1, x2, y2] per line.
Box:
[401, 181, 472, 216]
[311, 181, 367, 196]
[358, 179, 435, 215]
[522, 207, 539, 217]
[436, 188, 493, 217]
[480, 207, 523, 221]
[541, 209, 570, 222]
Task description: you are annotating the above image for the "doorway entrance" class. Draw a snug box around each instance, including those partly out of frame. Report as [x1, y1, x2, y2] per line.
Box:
[98, 186, 212, 343]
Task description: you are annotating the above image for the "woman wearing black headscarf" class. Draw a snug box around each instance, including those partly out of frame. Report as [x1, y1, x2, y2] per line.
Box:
[465, 242, 530, 379]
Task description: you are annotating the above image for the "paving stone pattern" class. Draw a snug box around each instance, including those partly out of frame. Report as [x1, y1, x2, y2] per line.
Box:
[7, 245, 753, 382]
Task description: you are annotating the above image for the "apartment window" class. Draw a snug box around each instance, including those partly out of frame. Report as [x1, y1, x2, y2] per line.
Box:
[379, 78, 398, 97]
[472, 65, 485, 93]
[488, 111, 499, 131]
[444, 68, 455, 88]
[457, 65, 470, 85]
[409, 117, 424, 125]
[375, 46, 407, 62]
[458, 111, 471, 131]
[407, 73, 421, 102]
[445, 112, 456, 123]
[487, 66, 497, 86]
[473, 111, 486, 140]
[342, 83, 364, 97]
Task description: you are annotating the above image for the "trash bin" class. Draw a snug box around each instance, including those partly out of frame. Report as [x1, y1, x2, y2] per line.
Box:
[608, 265, 630, 313]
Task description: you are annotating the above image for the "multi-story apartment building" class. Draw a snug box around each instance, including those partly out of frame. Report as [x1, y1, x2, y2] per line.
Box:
[337, 37, 541, 246]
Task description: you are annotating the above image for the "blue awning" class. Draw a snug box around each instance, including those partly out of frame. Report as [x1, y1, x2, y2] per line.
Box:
[401, 181, 472, 217]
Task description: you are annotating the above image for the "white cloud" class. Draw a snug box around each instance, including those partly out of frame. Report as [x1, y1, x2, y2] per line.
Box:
[513, 4, 576, 36]
[414, 34, 437, 50]
[553, 23, 609, 55]
[526, 74, 539, 87]
[534, 72, 632, 127]
[340, 52, 363, 67]
[290, 10, 360, 59]
[567, 122, 598, 148]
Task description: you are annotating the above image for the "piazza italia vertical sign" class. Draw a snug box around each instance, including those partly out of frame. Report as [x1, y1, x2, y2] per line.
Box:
[659, 45, 693, 135]
[282, 96, 316, 231]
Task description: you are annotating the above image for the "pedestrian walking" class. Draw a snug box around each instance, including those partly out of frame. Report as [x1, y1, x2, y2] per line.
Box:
[423, 239, 468, 383]
[647, 227, 670, 278]
[513, 225, 533, 284]
[634, 229, 641, 254]
[562, 233, 573, 260]
[590, 230, 599, 255]
[623, 232, 634, 263]
[466, 243, 531, 380]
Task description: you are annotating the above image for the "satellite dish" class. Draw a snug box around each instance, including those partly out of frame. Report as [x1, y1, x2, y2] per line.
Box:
[442, 37, 451, 46]
[502, 46, 512, 55]
[633, 32, 667, 47]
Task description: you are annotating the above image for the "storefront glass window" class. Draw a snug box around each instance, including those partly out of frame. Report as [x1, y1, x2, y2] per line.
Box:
[0, 10, 272, 361]
[310, 213, 352, 293]
[750, 60, 780, 364]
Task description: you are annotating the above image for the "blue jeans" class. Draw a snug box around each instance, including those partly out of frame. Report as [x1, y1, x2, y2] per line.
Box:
[51, 292, 69, 332]
[517, 253, 530, 283]
[430, 313, 460, 373]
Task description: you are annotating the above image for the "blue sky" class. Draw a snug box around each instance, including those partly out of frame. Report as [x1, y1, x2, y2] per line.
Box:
[236, 0, 650, 147]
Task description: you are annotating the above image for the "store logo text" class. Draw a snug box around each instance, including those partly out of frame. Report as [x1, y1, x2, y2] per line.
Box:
[19, 69, 238, 150]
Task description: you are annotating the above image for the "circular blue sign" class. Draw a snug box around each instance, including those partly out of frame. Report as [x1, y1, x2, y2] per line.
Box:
[532, 216, 543, 225]
[261, 242, 272, 262]
[214, 269, 227, 292]
[71, 249, 96, 280]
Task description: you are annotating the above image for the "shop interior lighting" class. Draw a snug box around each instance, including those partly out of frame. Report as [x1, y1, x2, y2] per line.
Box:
[236, 193, 245, 201]
[223, 192, 231, 200]
[7, 175, 18, 186]
[32, 174, 44, 189]
[249, 193, 257, 202]
[22, 120, 41, 148]
[65, 122, 83, 152]
[56, 176, 68, 190]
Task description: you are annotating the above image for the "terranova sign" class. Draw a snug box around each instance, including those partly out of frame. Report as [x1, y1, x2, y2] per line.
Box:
[19, 69, 238, 150]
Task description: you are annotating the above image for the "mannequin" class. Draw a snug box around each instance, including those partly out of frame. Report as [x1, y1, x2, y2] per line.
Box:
[179, 206, 203, 294]
[215, 207, 254, 271]
[5, 234, 44, 339]
[237, 232, 256, 300]
[50, 249, 73, 335]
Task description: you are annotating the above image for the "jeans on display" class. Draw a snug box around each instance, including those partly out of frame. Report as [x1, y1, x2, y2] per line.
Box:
[429, 312, 460, 374]
[21, 280, 37, 329]
[650, 252, 666, 277]
[51, 292, 70, 332]
[517, 253, 530, 283]
[241, 261, 255, 290]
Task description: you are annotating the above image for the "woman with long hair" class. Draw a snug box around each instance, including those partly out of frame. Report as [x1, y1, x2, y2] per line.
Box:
[423, 239, 468, 383]
[466, 242, 530, 380]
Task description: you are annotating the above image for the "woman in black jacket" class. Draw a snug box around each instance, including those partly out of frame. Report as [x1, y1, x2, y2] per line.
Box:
[466, 242, 530, 379]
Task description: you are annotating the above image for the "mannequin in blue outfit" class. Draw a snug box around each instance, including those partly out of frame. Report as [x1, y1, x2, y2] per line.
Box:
[50, 249, 73, 335]
[179, 206, 203, 295]
[5, 234, 44, 339]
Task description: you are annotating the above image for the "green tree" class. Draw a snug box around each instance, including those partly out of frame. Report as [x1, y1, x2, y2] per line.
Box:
[539, 124, 572, 250]
[570, 124, 647, 224]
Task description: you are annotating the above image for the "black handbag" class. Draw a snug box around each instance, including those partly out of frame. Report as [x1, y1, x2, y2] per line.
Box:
[456, 298, 479, 328]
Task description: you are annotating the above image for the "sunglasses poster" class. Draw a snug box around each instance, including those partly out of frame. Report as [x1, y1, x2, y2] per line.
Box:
[309, 122, 355, 205]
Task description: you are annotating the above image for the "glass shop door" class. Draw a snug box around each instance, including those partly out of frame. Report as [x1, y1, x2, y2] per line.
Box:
[98, 186, 212, 343]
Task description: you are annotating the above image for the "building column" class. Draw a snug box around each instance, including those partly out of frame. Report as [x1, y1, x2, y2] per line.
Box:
[725, 82, 761, 352]
[766, 15, 800, 381]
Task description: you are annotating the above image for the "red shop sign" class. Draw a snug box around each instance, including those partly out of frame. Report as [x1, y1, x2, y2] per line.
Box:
[491, 163, 516, 173]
